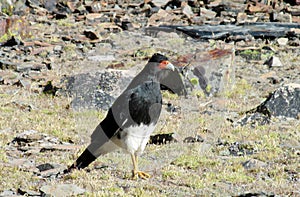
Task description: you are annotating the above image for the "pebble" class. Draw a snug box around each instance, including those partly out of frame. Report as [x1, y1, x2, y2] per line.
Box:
[265, 56, 283, 68]
[87, 54, 115, 62]
[0, 190, 16, 196]
[151, 0, 169, 7]
[242, 159, 267, 170]
[277, 37, 288, 46]
[40, 184, 85, 196]
[182, 4, 194, 19]
[53, 45, 63, 52]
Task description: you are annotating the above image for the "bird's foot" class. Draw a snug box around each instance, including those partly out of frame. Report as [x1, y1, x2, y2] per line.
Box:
[132, 170, 151, 179]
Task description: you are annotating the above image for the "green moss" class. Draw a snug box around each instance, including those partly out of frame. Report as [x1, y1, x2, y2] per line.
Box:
[162, 91, 179, 100]
[239, 49, 261, 60]
[190, 77, 199, 86]
[0, 33, 10, 43]
[1, 5, 13, 16]
[238, 49, 274, 61]
[0, 28, 23, 43]
[206, 84, 212, 93]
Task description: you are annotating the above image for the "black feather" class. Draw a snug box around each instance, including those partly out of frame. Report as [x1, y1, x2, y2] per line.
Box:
[148, 53, 168, 63]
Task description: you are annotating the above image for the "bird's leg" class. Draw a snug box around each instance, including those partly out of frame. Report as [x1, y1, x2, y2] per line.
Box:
[130, 153, 151, 179]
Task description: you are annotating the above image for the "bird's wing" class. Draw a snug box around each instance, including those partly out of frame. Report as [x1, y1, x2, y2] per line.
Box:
[66, 91, 132, 170]
[87, 81, 161, 156]
[125, 81, 162, 127]
[87, 90, 132, 153]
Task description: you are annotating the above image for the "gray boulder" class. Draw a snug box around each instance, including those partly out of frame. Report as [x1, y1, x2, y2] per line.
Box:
[236, 83, 300, 126]
[255, 83, 300, 119]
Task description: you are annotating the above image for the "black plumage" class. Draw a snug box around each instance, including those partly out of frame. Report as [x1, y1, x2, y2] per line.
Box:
[66, 53, 175, 179]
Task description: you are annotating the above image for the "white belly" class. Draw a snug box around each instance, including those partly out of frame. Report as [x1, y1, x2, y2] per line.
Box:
[116, 123, 156, 155]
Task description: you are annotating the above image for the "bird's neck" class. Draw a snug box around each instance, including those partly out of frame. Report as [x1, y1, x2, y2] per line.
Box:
[124, 69, 158, 91]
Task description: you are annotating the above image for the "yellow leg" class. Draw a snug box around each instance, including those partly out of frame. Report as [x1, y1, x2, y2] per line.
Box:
[130, 153, 151, 179]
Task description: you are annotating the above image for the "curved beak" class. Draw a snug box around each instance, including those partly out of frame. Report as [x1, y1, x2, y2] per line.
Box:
[159, 60, 175, 71]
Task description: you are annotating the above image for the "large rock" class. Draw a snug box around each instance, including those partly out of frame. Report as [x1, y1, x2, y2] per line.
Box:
[176, 48, 235, 96]
[147, 23, 300, 40]
[236, 83, 300, 126]
[61, 71, 127, 110]
[255, 83, 300, 119]
[61, 69, 186, 110]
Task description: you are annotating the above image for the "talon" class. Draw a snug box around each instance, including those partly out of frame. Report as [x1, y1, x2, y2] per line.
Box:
[132, 170, 151, 179]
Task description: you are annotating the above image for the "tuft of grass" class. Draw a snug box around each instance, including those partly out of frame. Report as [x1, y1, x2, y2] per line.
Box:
[133, 48, 156, 59]
[171, 155, 219, 170]
[162, 169, 182, 180]
[167, 38, 185, 46]
[161, 90, 179, 100]
[224, 78, 252, 99]
[56, 18, 75, 27]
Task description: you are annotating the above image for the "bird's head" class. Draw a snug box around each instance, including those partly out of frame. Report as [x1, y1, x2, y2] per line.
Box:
[148, 53, 175, 72]
[144, 53, 187, 95]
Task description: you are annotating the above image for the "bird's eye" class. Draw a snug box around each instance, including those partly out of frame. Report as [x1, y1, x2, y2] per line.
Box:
[159, 60, 169, 69]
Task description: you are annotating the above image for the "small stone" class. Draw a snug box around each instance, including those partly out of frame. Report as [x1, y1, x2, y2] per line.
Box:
[36, 163, 65, 178]
[0, 60, 18, 70]
[151, 0, 169, 7]
[114, 4, 121, 9]
[8, 158, 35, 169]
[87, 54, 115, 62]
[156, 31, 180, 39]
[53, 45, 63, 52]
[40, 184, 85, 196]
[200, 7, 217, 19]
[271, 12, 292, 23]
[182, 3, 194, 19]
[265, 56, 283, 68]
[121, 21, 134, 31]
[36, 163, 56, 172]
[242, 159, 267, 170]
[0, 190, 16, 196]
[83, 30, 100, 40]
[149, 133, 178, 144]
[277, 37, 289, 46]
[18, 79, 31, 89]
[18, 188, 41, 196]
[183, 135, 204, 143]
[235, 112, 270, 127]
[237, 12, 258, 24]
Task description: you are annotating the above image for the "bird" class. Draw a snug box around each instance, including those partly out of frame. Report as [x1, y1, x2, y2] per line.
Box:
[66, 53, 175, 179]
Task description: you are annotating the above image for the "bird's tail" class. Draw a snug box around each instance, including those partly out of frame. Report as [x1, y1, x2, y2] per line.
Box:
[65, 148, 97, 173]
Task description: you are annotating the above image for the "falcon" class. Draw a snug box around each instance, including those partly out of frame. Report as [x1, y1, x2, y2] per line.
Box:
[66, 53, 175, 179]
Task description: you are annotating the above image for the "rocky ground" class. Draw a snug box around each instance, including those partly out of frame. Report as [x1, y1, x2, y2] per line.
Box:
[0, 0, 300, 196]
